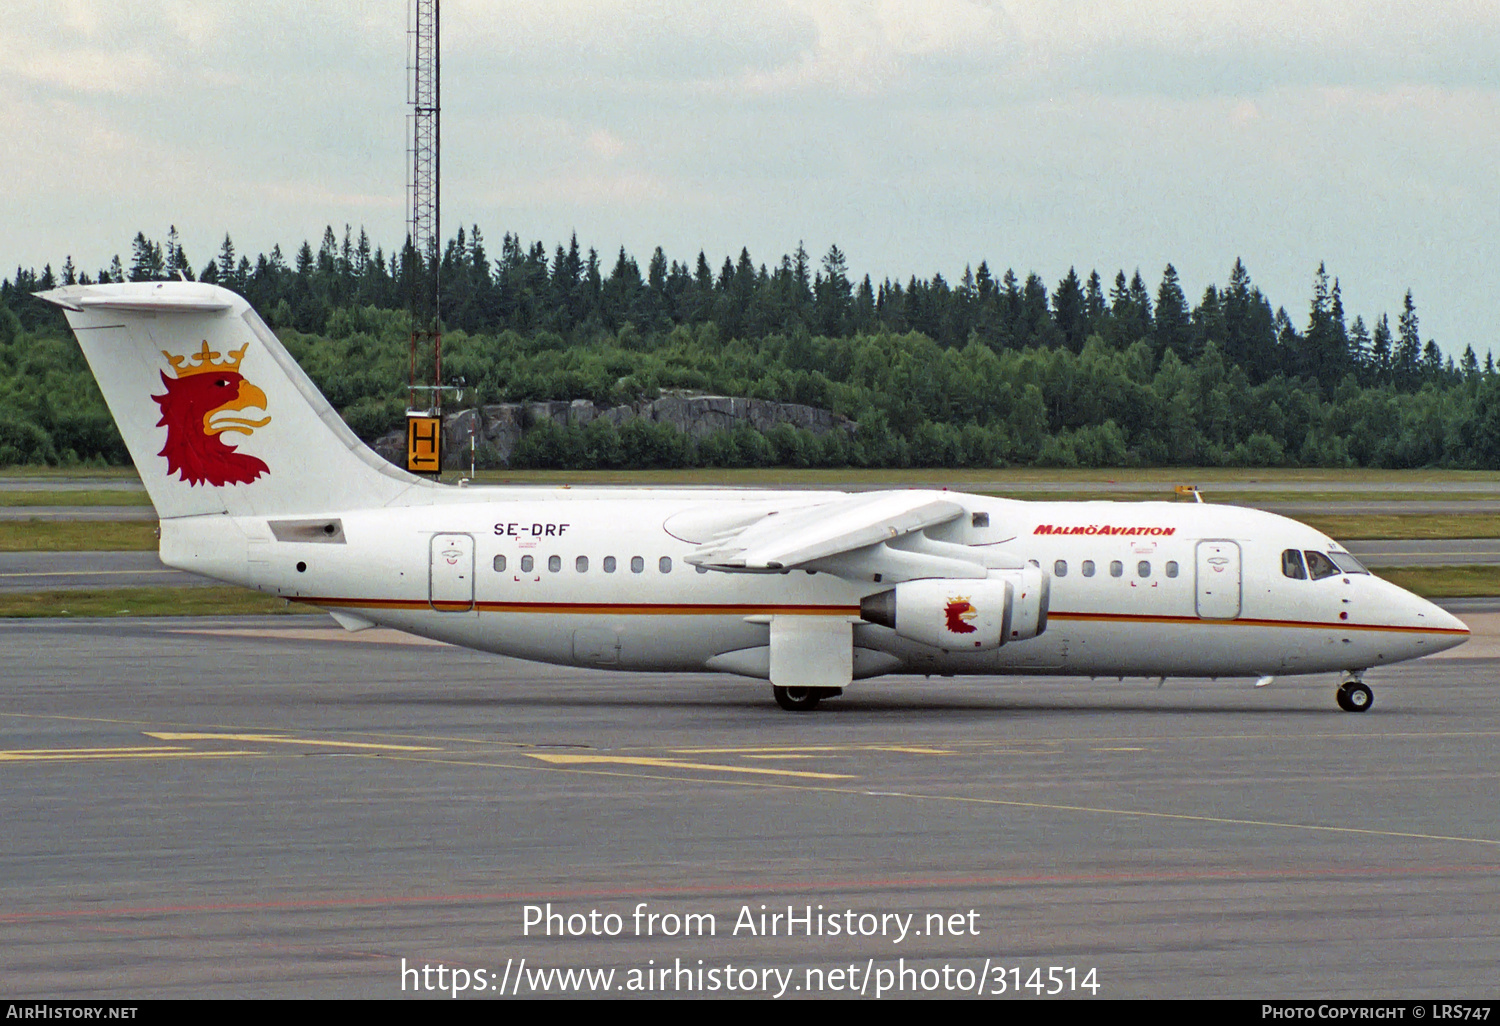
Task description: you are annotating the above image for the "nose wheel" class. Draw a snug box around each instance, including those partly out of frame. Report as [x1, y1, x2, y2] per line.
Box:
[772, 686, 842, 712]
[1336, 679, 1373, 712]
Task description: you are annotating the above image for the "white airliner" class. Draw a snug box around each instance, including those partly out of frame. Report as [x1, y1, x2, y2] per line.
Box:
[42, 281, 1468, 711]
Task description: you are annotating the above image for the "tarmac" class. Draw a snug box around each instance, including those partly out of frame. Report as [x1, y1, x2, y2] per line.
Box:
[0, 612, 1496, 998]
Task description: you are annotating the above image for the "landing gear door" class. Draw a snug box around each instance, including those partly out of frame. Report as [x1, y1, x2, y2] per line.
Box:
[769, 616, 853, 689]
[430, 533, 475, 612]
[1195, 539, 1242, 620]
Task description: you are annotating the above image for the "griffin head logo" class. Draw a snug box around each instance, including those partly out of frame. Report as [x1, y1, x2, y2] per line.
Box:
[152, 341, 271, 486]
[944, 596, 978, 634]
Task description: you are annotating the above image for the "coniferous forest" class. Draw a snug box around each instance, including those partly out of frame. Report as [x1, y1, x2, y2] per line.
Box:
[3, 224, 1500, 470]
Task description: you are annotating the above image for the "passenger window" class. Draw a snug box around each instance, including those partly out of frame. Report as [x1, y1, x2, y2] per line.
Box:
[1082, 560, 1095, 577]
[630, 556, 644, 574]
[1165, 560, 1179, 578]
[520, 555, 534, 573]
[1110, 560, 1123, 578]
[1282, 549, 1307, 580]
[1054, 560, 1068, 577]
[1305, 550, 1340, 581]
[659, 556, 673, 573]
[576, 556, 588, 573]
[603, 556, 616, 573]
[548, 555, 561, 573]
[493, 554, 506, 572]
[1138, 561, 1151, 578]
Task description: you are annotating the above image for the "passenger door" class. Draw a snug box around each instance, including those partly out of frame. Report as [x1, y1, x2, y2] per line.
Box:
[429, 533, 475, 612]
[1195, 540, 1242, 620]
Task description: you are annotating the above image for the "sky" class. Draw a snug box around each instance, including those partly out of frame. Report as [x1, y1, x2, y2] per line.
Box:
[4, 0, 1498, 355]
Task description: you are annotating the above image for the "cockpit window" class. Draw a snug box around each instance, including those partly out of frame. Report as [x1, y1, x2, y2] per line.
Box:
[1281, 549, 1306, 580]
[1304, 550, 1340, 581]
[1327, 551, 1370, 575]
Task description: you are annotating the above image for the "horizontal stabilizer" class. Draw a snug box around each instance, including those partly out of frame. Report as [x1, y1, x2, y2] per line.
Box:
[41, 287, 236, 314]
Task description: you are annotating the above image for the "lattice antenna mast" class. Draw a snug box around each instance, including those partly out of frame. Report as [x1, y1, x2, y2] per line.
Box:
[407, 0, 441, 414]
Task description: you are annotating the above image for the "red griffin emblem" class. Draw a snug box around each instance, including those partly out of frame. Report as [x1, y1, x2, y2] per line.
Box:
[944, 597, 978, 634]
[152, 341, 271, 486]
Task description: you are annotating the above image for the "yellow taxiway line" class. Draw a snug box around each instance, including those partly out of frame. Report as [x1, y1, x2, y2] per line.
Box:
[670, 745, 954, 756]
[0, 747, 259, 762]
[525, 752, 854, 780]
[142, 732, 440, 752]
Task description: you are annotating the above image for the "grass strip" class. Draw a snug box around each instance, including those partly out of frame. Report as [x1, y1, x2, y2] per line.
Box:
[1369, 566, 1500, 599]
[1299, 514, 1500, 540]
[0, 490, 151, 507]
[0, 521, 158, 552]
[0, 586, 322, 618]
[0, 467, 140, 481]
[8, 465, 1500, 484]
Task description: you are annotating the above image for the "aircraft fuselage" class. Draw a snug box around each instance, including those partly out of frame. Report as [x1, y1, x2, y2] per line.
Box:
[160, 491, 1466, 683]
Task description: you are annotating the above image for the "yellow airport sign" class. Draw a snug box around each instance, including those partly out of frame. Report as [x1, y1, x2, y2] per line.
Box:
[407, 415, 442, 473]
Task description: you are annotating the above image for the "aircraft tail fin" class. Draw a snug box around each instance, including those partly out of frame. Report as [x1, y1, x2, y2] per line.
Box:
[40, 281, 429, 519]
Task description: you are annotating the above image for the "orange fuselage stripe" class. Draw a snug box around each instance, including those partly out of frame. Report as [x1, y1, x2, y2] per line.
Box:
[294, 597, 1467, 636]
[306, 597, 859, 616]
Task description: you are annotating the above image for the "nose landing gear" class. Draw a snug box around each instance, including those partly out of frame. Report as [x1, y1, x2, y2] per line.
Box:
[1336, 674, 1373, 713]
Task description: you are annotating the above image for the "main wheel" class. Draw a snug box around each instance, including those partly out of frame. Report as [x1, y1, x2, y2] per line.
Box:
[773, 686, 823, 712]
[1336, 680, 1373, 712]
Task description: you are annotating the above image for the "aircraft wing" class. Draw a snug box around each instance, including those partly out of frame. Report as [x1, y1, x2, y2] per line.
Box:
[684, 489, 984, 576]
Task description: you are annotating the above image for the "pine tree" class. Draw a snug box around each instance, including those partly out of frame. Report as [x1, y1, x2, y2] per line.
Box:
[816, 244, 851, 335]
[1348, 315, 1371, 377]
[1222, 259, 1276, 383]
[355, 227, 372, 279]
[1084, 270, 1106, 330]
[128, 233, 164, 281]
[1370, 314, 1393, 383]
[317, 227, 338, 276]
[1052, 268, 1086, 351]
[1304, 262, 1349, 385]
[792, 243, 812, 317]
[646, 246, 669, 329]
[217, 234, 239, 290]
[1396, 290, 1422, 389]
[165, 226, 181, 278]
[1154, 264, 1192, 360]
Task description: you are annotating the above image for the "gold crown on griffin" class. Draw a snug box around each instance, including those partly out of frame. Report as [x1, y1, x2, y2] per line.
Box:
[161, 341, 249, 377]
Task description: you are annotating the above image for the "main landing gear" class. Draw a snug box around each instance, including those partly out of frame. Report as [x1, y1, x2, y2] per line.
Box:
[772, 686, 843, 712]
[1336, 674, 1373, 713]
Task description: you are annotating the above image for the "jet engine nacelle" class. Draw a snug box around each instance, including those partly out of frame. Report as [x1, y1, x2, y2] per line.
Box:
[859, 566, 1049, 651]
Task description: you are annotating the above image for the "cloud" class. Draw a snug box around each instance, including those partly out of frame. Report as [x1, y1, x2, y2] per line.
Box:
[3, 1, 1497, 353]
[444, 0, 813, 81]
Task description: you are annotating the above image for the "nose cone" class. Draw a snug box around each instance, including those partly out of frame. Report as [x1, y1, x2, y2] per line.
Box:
[1411, 595, 1470, 655]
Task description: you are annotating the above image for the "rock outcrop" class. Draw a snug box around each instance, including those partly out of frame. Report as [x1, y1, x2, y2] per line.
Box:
[370, 393, 855, 469]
